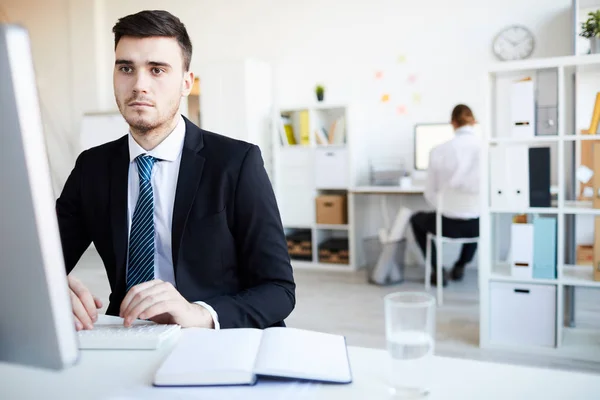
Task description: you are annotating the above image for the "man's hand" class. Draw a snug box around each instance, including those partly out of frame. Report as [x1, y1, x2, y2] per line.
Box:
[119, 280, 214, 328]
[68, 275, 103, 331]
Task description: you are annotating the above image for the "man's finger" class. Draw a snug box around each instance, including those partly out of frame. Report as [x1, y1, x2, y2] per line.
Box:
[122, 284, 169, 320]
[138, 300, 177, 322]
[70, 290, 93, 330]
[119, 280, 162, 317]
[69, 278, 97, 322]
[123, 293, 170, 327]
[74, 316, 83, 331]
[94, 296, 103, 309]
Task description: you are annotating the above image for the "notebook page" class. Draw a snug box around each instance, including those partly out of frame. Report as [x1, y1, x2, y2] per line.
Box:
[253, 328, 351, 383]
[154, 328, 263, 386]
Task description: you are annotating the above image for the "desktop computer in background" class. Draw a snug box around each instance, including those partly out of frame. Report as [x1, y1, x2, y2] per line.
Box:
[413, 123, 482, 171]
[0, 24, 79, 370]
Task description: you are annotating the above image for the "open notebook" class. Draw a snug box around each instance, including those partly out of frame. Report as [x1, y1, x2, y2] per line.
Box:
[153, 327, 352, 387]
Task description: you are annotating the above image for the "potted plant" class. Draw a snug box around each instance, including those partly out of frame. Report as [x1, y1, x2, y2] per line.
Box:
[580, 10, 600, 54]
[315, 85, 325, 102]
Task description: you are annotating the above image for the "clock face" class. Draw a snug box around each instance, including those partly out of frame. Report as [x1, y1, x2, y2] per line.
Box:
[492, 25, 535, 61]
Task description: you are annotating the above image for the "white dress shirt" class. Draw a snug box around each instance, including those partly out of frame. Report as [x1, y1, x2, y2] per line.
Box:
[424, 125, 480, 219]
[127, 115, 220, 329]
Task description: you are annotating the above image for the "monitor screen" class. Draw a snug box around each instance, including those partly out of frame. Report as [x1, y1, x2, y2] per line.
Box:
[414, 123, 481, 171]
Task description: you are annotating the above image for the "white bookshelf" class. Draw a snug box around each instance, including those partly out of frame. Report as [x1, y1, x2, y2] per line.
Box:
[480, 54, 600, 361]
[272, 104, 358, 271]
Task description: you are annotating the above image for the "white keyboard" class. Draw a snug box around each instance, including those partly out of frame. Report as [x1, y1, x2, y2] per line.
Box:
[77, 323, 181, 350]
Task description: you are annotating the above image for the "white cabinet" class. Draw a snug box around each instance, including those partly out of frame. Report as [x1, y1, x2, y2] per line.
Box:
[315, 148, 348, 189]
[490, 282, 556, 347]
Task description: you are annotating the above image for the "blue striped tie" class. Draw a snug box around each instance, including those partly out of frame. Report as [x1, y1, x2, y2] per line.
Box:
[126, 154, 158, 292]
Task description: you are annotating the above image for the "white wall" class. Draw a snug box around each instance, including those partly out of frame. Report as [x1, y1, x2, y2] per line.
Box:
[3, 0, 574, 194]
[3, 0, 105, 195]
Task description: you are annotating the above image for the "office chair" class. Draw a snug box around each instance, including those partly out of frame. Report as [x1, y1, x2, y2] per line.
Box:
[425, 189, 480, 306]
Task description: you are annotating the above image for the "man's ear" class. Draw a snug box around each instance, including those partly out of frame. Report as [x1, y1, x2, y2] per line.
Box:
[181, 71, 194, 97]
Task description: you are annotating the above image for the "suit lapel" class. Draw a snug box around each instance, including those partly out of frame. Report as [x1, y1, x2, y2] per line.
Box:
[171, 118, 205, 273]
[109, 137, 130, 295]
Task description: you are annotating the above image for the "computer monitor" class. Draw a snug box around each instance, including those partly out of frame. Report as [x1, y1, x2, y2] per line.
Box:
[414, 123, 481, 171]
[0, 24, 79, 370]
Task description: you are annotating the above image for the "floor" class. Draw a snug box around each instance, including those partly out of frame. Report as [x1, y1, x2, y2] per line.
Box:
[71, 248, 600, 374]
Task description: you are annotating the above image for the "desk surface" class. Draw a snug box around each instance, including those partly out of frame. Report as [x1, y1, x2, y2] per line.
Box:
[350, 185, 424, 194]
[2, 326, 599, 399]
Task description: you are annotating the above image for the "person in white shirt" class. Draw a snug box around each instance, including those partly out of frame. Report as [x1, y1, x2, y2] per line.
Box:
[410, 104, 480, 287]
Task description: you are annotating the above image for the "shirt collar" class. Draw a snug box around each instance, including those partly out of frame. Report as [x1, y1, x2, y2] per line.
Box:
[455, 125, 475, 135]
[128, 115, 186, 163]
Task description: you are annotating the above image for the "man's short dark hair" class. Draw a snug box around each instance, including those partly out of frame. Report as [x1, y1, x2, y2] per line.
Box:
[112, 10, 192, 71]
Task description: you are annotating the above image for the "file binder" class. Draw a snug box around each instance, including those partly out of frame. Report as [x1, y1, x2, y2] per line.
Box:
[533, 217, 556, 280]
[510, 80, 535, 137]
[528, 147, 551, 208]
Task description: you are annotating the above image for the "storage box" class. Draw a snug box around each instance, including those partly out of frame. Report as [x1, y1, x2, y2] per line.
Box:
[318, 238, 349, 264]
[577, 245, 594, 266]
[490, 282, 556, 347]
[286, 231, 312, 261]
[315, 148, 348, 189]
[315, 195, 347, 225]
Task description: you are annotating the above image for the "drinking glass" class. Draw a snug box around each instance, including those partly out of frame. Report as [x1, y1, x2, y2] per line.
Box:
[384, 291, 435, 398]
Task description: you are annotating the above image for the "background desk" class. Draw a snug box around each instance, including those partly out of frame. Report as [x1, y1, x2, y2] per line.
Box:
[350, 186, 425, 195]
[350, 186, 426, 269]
[2, 330, 599, 399]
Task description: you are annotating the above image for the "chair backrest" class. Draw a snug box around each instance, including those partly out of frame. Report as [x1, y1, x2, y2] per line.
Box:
[436, 189, 480, 216]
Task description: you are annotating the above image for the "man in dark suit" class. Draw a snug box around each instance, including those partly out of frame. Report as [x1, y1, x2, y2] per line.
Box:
[58, 10, 295, 330]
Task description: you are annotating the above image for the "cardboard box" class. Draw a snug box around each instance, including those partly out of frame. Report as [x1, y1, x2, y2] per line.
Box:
[595, 217, 600, 281]
[577, 245, 594, 266]
[316, 195, 347, 225]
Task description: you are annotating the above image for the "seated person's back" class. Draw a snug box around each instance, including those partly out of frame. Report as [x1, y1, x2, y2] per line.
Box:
[410, 104, 480, 286]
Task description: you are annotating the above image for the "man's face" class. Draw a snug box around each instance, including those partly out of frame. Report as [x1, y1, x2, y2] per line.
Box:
[113, 36, 192, 134]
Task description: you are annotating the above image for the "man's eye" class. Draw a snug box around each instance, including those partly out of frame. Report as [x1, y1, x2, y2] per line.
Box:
[120, 66, 132, 73]
[152, 68, 164, 75]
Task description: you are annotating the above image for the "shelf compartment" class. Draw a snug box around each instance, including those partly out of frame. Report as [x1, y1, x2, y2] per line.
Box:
[490, 263, 558, 285]
[562, 265, 600, 288]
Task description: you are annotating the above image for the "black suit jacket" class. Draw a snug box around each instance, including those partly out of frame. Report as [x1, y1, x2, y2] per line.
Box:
[56, 117, 295, 328]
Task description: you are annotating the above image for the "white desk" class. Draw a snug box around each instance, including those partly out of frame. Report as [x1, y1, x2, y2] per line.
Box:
[350, 185, 425, 229]
[2, 332, 599, 399]
[350, 185, 425, 195]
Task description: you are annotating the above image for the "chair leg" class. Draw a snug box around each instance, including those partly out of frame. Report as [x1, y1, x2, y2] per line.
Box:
[437, 237, 443, 306]
[425, 235, 431, 292]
